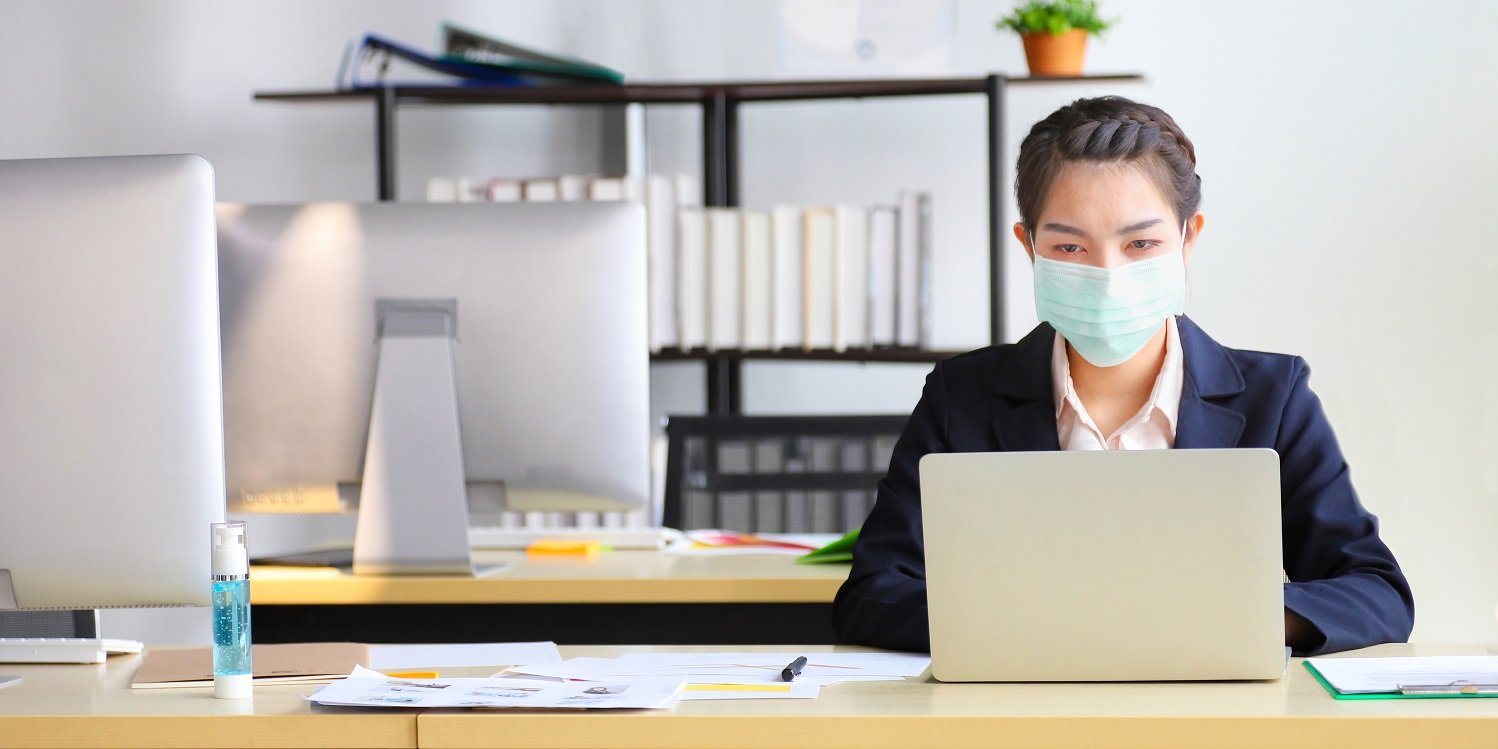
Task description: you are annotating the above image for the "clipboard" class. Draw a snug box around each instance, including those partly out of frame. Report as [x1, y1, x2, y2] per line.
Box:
[1304, 659, 1498, 700]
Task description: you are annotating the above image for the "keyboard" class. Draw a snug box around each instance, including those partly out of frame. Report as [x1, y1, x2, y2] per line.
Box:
[467, 526, 678, 550]
[0, 637, 144, 664]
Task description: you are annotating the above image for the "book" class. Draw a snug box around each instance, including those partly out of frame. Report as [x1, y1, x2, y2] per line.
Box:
[896, 191, 933, 348]
[485, 178, 523, 202]
[833, 205, 870, 352]
[802, 208, 836, 350]
[523, 178, 559, 202]
[340, 34, 536, 90]
[645, 175, 680, 351]
[439, 22, 625, 85]
[131, 642, 370, 689]
[770, 205, 804, 350]
[676, 208, 709, 350]
[740, 210, 773, 351]
[867, 205, 899, 347]
[706, 209, 742, 351]
[558, 174, 591, 201]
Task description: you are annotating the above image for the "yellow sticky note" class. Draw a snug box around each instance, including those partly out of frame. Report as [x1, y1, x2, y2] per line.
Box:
[685, 683, 793, 693]
[526, 539, 603, 557]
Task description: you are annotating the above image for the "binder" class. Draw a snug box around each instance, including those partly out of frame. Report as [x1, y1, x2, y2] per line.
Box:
[340, 34, 535, 90]
[1304, 657, 1498, 700]
[770, 205, 804, 350]
[645, 175, 680, 351]
[706, 209, 742, 351]
[740, 210, 774, 351]
[867, 205, 899, 347]
[833, 205, 869, 352]
[439, 22, 625, 85]
[676, 209, 709, 350]
[802, 208, 836, 350]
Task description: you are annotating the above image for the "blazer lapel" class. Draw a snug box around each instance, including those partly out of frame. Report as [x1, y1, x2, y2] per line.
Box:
[1173, 316, 1248, 449]
[990, 323, 1062, 452]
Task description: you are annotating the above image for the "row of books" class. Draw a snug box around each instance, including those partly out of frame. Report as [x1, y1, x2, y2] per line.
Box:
[427, 173, 934, 352]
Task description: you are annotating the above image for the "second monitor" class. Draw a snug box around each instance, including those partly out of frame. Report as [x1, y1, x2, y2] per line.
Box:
[216, 202, 650, 574]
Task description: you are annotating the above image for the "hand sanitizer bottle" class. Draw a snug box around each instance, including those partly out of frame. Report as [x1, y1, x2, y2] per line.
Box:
[210, 521, 252, 699]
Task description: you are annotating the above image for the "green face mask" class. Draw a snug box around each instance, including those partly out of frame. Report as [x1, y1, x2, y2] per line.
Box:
[1031, 233, 1187, 368]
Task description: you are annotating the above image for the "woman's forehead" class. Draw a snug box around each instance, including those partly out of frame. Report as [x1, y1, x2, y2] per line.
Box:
[1038, 161, 1175, 229]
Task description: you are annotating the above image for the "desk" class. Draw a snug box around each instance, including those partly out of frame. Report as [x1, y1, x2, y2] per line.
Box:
[422, 643, 1498, 749]
[7, 644, 1497, 749]
[0, 652, 413, 749]
[250, 551, 850, 645]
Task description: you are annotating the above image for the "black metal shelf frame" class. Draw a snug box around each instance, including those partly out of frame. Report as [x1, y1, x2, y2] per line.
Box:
[256, 74, 1142, 414]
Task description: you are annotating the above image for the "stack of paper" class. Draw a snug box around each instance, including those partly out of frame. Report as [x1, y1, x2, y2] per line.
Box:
[311, 666, 684, 709]
[1305, 656, 1498, 699]
[506, 651, 930, 701]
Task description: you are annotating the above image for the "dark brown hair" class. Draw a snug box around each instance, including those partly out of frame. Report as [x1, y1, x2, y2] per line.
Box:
[1014, 96, 1200, 235]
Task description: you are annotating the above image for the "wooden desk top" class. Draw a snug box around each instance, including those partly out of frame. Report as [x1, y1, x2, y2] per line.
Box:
[250, 551, 850, 605]
[0, 652, 413, 749]
[4, 643, 1497, 749]
[421, 643, 1498, 749]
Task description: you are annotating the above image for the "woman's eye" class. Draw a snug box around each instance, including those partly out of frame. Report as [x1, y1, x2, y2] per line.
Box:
[1129, 240, 1159, 251]
[1055, 244, 1083, 254]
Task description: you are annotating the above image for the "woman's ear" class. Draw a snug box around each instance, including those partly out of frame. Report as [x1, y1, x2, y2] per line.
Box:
[1183, 213, 1205, 267]
[1013, 222, 1034, 262]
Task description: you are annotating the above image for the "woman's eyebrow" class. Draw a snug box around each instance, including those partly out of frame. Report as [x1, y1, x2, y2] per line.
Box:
[1120, 218, 1164, 233]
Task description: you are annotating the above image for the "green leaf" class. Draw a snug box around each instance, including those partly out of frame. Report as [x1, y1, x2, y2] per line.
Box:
[995, 0, 1115, 37]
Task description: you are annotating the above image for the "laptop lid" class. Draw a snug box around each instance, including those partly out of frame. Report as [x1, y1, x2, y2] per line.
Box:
[920, 448, 1284, 682]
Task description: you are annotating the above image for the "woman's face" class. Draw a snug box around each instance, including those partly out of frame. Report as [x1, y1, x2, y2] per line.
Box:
[1015, 161, 1202, 269]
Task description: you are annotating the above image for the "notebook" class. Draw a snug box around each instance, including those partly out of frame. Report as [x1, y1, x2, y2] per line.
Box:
[920, 448, 1285, 682]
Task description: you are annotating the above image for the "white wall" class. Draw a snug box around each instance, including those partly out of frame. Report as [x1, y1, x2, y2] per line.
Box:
[3, 0, 1495, 645]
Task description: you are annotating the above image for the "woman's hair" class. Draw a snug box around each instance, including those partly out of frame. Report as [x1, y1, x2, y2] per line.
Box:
[1014, 96, 1200, 234]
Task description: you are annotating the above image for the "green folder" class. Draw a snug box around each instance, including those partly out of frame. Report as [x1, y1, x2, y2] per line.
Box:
[1303, 660, 1498, 700]
[797, 528, 859, 565]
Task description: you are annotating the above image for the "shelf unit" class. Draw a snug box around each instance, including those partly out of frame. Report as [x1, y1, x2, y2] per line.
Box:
[255, 74, 1142, 414]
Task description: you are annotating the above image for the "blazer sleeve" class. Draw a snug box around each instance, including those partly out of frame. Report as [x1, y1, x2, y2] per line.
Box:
[1276, 357, 1415, 655]
[831, 363, 948, 652]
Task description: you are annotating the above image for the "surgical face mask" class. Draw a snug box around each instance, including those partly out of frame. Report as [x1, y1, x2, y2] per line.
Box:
[1030, 226, 1187, 368]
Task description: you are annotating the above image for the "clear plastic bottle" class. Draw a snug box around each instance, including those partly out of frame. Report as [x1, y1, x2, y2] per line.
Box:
[210, 521, 252, 699]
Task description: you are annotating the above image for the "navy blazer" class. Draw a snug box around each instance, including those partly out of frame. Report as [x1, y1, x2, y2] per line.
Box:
[832, 316, 1414, 656]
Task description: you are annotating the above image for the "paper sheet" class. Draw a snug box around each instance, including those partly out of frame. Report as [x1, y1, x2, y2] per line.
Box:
[1307, 656, 1498, 694]
[663, 531, 840, 557]
[309, 666, 684, 709]
[508, 651, 929, 685]
[368, 642, 561, 670]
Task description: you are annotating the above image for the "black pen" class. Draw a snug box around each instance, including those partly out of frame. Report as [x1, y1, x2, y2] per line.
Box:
[781, 655, 808, 682]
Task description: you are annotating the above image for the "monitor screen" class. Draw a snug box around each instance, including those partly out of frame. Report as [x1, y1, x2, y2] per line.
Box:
[0, 155, 225, 610]
[215, 202, 650, 573]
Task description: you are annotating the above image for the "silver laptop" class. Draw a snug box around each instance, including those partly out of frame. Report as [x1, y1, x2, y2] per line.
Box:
[920, 449, 1285, 682]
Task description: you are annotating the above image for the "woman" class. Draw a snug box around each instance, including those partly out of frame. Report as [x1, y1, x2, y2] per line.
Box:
[832, 96, 1413, 656]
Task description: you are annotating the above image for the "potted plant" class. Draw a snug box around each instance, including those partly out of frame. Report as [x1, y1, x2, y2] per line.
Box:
[997, 0, 1113, 77]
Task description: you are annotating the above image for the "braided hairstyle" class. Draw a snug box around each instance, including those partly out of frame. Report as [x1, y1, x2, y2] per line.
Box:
[1015, 96, 1201, 235]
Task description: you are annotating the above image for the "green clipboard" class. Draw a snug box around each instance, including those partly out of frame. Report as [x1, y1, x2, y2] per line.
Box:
[796, 528, 859, 564]
[1303, 660, 1498, 700]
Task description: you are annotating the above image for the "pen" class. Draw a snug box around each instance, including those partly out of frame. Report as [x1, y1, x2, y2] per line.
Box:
[781, 656, 808, 682]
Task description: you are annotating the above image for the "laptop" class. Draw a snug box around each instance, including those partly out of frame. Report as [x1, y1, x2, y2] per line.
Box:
[920, 448, 1285, 682]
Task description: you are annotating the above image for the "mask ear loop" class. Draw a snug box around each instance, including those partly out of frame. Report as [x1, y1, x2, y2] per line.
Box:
[1180, 219, 1192, 317]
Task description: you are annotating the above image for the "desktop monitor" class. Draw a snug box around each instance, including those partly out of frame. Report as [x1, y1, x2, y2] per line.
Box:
[215, 202, 650, 575]
[0, 155, 225, 611]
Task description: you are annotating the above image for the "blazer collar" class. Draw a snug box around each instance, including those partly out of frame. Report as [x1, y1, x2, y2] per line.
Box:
[1171, 316, 1247, 448]
[989, 322, 1061, 451]
[989, 316, 1247, 451]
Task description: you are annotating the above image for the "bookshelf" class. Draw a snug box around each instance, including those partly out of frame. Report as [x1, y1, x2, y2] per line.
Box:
[254, 74, 1143, 413]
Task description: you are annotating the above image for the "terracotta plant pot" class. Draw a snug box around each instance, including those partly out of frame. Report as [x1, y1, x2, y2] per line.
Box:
[1021, 28, 1089, 76]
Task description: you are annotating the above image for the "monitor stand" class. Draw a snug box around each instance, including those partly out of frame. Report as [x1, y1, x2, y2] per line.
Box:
[352, 301, 497, 576]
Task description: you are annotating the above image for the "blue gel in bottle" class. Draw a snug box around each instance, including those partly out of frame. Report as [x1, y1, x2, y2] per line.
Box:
[210, 521, 253, 698]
